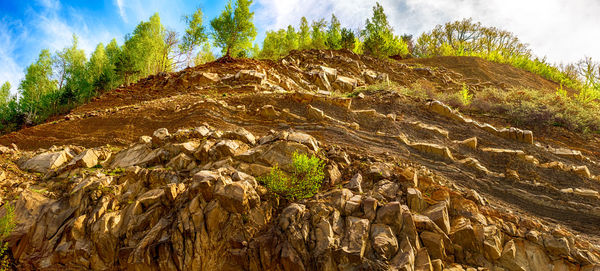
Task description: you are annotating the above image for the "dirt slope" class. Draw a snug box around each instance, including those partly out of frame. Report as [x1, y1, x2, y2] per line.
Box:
[1, 50, 599, 270]
[399, 56, 568, 92]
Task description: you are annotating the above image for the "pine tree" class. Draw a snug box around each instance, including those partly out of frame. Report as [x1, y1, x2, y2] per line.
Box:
[210, 0, 257, 57]
[326, 14, 342, 50]
[284, 25, 299, 53]
[362, 2, 408, 58]
[340, 28, 356, 50]
[310, 19, 327, 49]
[298, 17, 312, 50]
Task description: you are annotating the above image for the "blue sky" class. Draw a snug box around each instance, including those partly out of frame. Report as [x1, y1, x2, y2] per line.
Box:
[2, 0, 600, 94]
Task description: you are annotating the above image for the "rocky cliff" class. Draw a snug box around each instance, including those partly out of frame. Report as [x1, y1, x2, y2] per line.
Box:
[0, 50, 599, 270]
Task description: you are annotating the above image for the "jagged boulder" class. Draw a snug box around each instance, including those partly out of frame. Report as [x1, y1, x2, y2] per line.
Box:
[20, 149, 74, 173]
[67, 148, 105, 168]
[109, 144, 163, 168]
[333, 76, 358, 92]
[191, 71, 220, 85]
[215, 181, 260, 213]
[371, 224, 398, 260]
[235, 70, 266, 84]
[422, 202, 451, 235]
[222, 128, 256, 145]
[341, 216, 370, 259]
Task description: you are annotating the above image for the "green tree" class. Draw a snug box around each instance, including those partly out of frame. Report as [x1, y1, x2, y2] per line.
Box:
[310, 19, 327, 49]
[88, 43, 107, 80]
[250, 43, 261, 58]
[298, 17, 312, 50]
[54, 35, 90, 102]
[87, 43, 110, 92]
[340, 28, 356, 50]
[19, 49, 57, 122]
[401, 34, 414, 55]
[180, 7, 208, 66]
[194, 42, 216, 65]
[0, 82, 10, 105]
[104, 39, 122, 88]
[362, 2, 408, 58]
[284, 25, 298, 52]
[325, 14, 342, 50]
[53, 35, 87, 91]
[114, 52, 138, 85]
[105, 39, 121, 67]
[260, 29, 286, 59]
[123, 13, 169, 80]
[210, 0, 257, 57]
[413, 18, 530, 58]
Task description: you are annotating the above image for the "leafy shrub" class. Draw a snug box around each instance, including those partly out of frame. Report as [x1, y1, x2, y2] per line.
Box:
[459, 83, 473, 105]
[0, 204, 16, 271]
[555, 84, 568, 98]
[576, 85, 600, 105]
[259, 152, 325, 200]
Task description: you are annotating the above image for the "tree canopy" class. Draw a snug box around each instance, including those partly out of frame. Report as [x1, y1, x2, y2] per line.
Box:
[210, 0, 257, 57]
[180, 7, 208, 65]
[123, 13, 170, 80]
[0, 82, 10, 105]
[325, 14, 342, 50]
[362, 2, 408, 58]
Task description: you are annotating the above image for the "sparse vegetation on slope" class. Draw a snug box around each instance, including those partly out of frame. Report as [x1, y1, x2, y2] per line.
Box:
[365, 82, 600, 134]
[414, 18, 600, 103]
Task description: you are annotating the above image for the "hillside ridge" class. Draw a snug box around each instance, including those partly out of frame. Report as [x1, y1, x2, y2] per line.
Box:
[0, 49, 599, 270]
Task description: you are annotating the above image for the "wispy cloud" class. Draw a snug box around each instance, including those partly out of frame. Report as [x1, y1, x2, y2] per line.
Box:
[115, 0, 126, 22]
[0, 18, 26, 95]
[37, 0, 60, 10]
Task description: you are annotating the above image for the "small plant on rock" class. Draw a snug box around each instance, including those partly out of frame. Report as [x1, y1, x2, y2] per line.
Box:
[459, 83, 473, 106]
[0, 204, 16, 270]
[259, 152, 325, 201]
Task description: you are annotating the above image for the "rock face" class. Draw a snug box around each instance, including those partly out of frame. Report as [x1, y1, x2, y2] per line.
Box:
[2, 124, 600, 271]
[1, 50, 600, 271]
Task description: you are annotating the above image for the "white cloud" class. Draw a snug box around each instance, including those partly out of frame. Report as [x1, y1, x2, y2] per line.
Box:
[256, 0, 600, 64]
[0, 18, 27, 95]
[115, 0, 127, 22]
[37, 0, 60, 10]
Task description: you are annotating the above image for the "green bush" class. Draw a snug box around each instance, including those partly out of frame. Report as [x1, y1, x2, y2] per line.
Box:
[0, 204, 15, 271]
[459, 83, 473, 105]
[259, 152, 325, 200]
